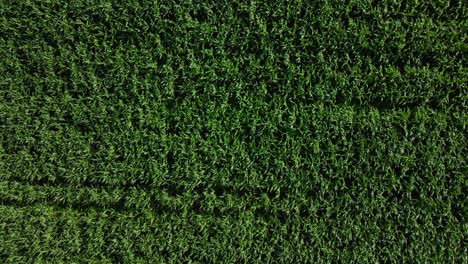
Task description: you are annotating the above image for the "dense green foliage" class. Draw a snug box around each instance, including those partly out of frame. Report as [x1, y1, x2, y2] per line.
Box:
[1, 0, 467, 262]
